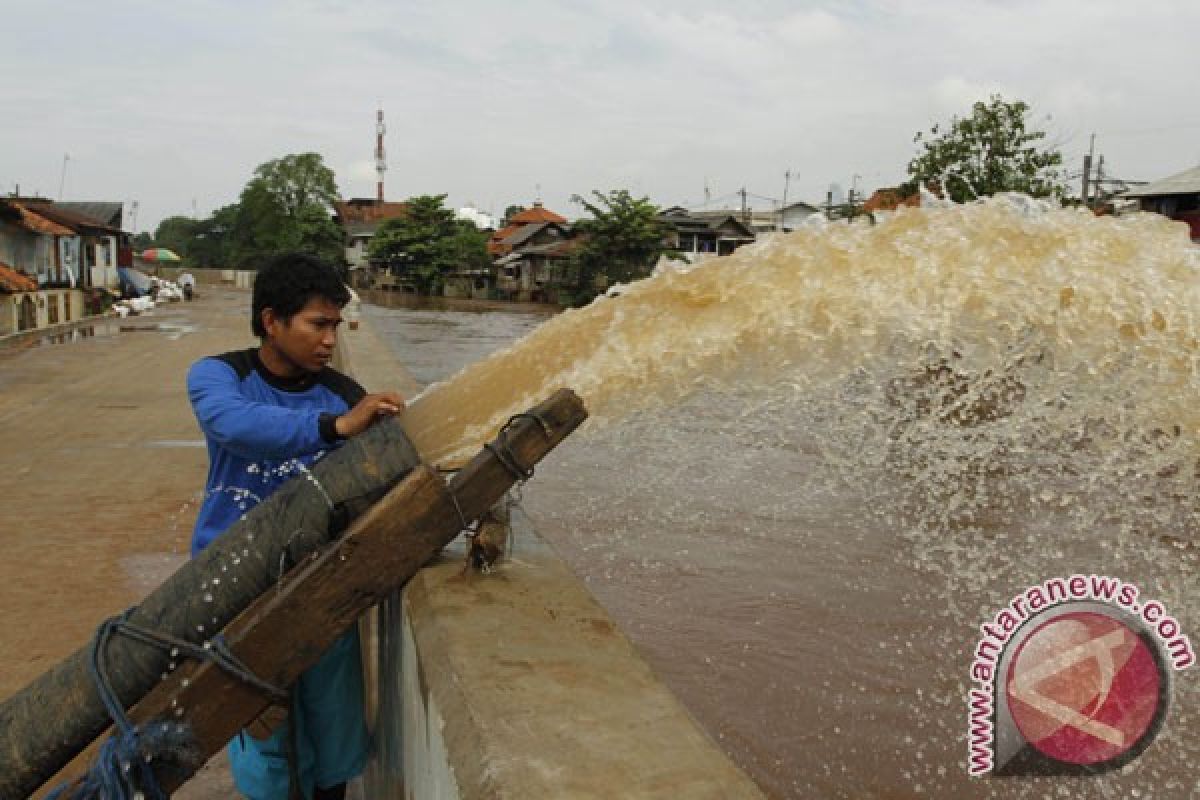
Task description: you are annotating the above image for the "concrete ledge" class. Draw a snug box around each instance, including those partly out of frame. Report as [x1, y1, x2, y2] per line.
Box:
[340, 313, 764, 799]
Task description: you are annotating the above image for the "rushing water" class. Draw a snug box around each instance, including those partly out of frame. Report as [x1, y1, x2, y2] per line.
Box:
[377, 197, 1200, 798]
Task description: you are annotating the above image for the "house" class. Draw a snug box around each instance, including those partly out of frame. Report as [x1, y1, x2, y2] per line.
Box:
[0, 200, 103, 334]
[333, 198, 410, 286]
[778, 201, 823, 232]
[1123, 165, 1200, 241]
[0, 260, 39, 336]
[658, 207, 755, 263]
[489, 202, 580, 303]
[20, 200, 129, 289]
[863, 186, 921, 213]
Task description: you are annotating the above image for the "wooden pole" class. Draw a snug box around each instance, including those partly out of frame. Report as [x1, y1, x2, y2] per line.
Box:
[0, 418, 421, 799]
[38, 388, 588, 797]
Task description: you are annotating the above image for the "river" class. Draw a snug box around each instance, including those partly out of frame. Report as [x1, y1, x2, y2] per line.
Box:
[364, 198, 1199, 798]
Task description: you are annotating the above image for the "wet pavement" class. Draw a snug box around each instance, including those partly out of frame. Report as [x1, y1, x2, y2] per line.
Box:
[0, 290, 249, 797]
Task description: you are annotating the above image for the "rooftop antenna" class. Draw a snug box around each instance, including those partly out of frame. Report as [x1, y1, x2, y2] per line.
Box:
[375, 107, 387, 205]
[130, 200, 139, 234]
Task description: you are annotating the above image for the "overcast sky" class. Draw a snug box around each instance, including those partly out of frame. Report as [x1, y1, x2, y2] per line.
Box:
[3, 0, 1199, 233]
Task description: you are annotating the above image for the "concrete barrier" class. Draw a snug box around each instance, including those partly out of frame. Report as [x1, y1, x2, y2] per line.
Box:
[337, 314, 766, 799]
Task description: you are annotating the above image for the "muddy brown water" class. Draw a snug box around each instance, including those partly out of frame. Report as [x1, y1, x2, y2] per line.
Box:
[367, 200, 1199, 799]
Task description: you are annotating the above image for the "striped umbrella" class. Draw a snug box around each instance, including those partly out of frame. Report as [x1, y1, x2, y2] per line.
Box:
[138, 248, 182, 263]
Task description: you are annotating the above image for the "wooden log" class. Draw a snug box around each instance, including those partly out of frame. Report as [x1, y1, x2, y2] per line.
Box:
[0, 418, 422, 799]
[41, 388, 588, 797]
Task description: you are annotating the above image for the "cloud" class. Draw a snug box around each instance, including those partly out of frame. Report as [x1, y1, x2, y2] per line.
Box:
[1, 0, 1198, 230]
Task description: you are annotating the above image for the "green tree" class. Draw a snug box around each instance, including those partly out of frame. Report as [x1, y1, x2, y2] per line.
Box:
[228, 153, 344, 266]
[907, 95, 1066, 203]
[131, 231, 154, 250]
[187, 204, 240, 267]
[503, 204, 526, 224]
[569, 189, 675, 304]
[153, 215, 199, 257]
[368, 194, 485, 295]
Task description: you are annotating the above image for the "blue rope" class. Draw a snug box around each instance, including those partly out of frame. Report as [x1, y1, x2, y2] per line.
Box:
[46, 612, 173, 800]
[46, 609, 288, 799]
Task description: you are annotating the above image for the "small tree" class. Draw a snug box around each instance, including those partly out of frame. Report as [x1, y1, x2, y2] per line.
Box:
[368, 194, 485, 295]
[503, 204, 527, 224]
[907, 95, 1065, 203]
[569, 190, 674, 305]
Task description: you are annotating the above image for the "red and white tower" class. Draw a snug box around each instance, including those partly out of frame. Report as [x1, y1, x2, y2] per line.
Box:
[375, 108, 387, 205]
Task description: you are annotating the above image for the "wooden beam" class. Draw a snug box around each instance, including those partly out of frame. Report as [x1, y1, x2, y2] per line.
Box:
[51, 388, 588, 795]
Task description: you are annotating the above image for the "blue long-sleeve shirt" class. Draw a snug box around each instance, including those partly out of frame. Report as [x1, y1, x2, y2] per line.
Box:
[187, 348, 365, 555]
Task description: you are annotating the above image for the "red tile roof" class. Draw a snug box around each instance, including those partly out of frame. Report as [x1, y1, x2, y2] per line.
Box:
[11, 203, 76, 236]
[0, 262, 38, 293]
[863, 188, 921, 213]
[508, 203, 567, 225]
[333, 200, 410, 224]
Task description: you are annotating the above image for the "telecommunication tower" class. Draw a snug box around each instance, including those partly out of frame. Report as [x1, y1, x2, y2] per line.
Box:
[375, 108, 387, 205]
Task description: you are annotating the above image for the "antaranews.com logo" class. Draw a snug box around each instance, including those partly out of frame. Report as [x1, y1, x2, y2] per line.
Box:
[967, 574, 1194, 777]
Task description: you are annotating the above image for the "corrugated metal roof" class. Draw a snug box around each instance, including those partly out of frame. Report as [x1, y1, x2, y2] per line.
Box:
[1124, 165, 1200, 198]
[21, 201, 122, 233]
[56, 201, 123, 228]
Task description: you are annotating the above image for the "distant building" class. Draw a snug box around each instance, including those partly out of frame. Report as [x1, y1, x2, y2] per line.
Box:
[489, 202, 579, 303]
[863, 186, 921, 213]
[333, 198, 409, 284]
[0, 199, 120, 333]
[455, 205, 498, 231]
[1123, 165, 1200, 241]
[778, 201, 823, 232]
[19, 200, 128, 289]
[658, 207, 755, 263]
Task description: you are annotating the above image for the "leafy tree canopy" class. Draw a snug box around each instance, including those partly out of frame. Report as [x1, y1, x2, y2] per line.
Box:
[503, 204, 527, 223]
[907, 95, 1065, 203]
[152, 216, 198, 257]
[569, 189, 674, 304]
[149, 153, 345, 268]
[368, 195, 487, 295]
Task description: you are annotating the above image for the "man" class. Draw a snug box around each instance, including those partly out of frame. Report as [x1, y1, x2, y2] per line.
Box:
[187, 252, 404, 800]
[179, 271, 195, 301]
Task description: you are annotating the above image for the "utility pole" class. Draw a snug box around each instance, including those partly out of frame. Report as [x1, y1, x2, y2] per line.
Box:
[58, 153, 70, 200]
[739, 187, 748, 223]
[1081, 133, 1095, 209]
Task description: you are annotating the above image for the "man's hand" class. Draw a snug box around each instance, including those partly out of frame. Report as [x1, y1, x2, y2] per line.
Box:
[335, 392, 405, 438]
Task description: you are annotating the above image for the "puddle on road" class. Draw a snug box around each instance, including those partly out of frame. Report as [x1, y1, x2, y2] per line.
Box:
[1, 316, 200, 352]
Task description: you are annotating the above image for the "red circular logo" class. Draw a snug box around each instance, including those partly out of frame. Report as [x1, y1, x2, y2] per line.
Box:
[1005, 611, 1164, 766]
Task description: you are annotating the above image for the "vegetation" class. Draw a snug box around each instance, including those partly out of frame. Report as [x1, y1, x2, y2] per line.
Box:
[906, 95, 1066, 202]
[150, 152, 343, 268]
[368, 194, 489, 295]
[569, 189, 675, 305]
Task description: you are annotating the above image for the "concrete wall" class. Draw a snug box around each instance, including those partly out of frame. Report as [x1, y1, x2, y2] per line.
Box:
[157, 267, 257, 288]
[338, 316, 766, 799]
[2, 288, 86, 334]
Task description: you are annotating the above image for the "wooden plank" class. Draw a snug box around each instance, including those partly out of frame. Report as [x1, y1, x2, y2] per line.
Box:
[52, 388, 588, 795]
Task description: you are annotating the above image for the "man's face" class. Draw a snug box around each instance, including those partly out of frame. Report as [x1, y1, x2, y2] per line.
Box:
[262, 296, 343, 374]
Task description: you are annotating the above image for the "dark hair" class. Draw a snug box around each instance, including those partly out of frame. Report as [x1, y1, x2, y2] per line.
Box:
[251, 253, 350, 338]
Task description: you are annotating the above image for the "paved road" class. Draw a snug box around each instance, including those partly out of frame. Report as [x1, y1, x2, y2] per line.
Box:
[0, 289, 251, 797]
